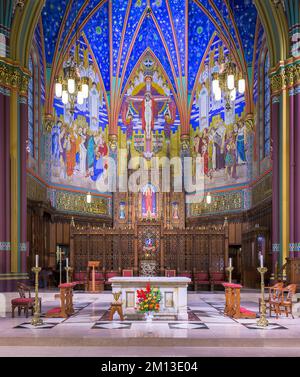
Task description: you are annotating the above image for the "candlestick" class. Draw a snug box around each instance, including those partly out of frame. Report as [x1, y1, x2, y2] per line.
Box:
[35, 254, 38, 268]
[66, 258, 69, 268]
[31, 266, 43, 326]
[257, 266, 269, 327]
[65, 266, 73, 283]
[260, 254, 263, 268]
[226, 262, 234, 284]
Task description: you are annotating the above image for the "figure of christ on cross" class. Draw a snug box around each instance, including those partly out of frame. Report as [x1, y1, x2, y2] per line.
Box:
[126, 90, 170, 156]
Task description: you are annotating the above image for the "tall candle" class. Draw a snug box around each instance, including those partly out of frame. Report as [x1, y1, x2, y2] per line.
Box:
[229, 258, 232, 267]
[260, 254, 263, 268]
[35, 254, 39, 268]
[66, 258, 69, 268]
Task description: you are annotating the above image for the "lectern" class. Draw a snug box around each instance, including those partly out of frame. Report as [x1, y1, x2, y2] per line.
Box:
[87, 261, 101, 292]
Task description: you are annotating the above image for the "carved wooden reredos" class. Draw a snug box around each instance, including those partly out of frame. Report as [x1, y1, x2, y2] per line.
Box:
[70, 215, 228, 276]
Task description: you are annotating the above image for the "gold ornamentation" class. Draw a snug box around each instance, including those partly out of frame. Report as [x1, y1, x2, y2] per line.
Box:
[0, 59, 30, 95]
[180, 135, 190, 151]
[26, 175, 47, 202]
[109, 134, 118, 152]
[257, 266, 269, 327]
[43, 114, 55, 133]
[31, 266, 43, 327]
[252, 174, 272, 207]
[190, 191, 243, 216]
[56, 191, 109, 216]
[270, 61, 300, 95]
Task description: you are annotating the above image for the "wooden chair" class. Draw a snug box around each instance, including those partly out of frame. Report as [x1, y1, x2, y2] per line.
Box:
[259, 282, 284, 313]
[11, 283, 41, 318]
[165, 269, 176, 277]
[277, 284, 297, 319]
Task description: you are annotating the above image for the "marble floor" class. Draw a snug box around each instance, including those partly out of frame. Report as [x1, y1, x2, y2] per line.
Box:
[0, 290, 300, 357]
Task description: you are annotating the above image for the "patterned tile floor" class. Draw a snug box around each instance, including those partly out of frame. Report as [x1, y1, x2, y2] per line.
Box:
[0, 291, 300, 356]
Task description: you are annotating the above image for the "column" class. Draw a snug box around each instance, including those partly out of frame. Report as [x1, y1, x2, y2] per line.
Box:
[294, 84, 300, 257]
[271, 95, 280, 277]
[289, 87, 295, 259]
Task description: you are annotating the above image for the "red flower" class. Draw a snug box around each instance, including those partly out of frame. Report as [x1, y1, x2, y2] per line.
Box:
[146, 283, 151, 293]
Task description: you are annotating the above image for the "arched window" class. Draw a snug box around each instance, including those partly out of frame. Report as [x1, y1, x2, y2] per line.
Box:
[263, 53, 270, 157]
[28, 50, 39, 159]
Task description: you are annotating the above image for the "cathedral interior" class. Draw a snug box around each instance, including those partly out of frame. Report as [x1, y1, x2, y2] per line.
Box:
[0, 0, 300, 358]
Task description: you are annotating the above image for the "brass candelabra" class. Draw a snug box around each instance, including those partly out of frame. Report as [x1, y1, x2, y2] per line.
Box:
[257, 266, 269, 327]
[226, 266, 234, 283]
[31, 267, 44, 326]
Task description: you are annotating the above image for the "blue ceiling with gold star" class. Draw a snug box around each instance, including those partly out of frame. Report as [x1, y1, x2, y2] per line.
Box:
[42, 0, 258, 95]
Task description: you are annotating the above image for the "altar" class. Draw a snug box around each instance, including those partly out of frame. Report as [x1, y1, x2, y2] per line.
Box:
[109, 277, 191, 320]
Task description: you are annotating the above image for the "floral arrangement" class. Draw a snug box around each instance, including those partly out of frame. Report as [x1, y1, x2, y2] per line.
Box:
[136, 283, 161, 313]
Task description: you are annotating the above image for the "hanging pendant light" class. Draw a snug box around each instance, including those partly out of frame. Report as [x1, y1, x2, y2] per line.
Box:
[238, 77, 245, 94]
[62, 89, 69, 105]
[206, 192, 212, 204]
[86, 192, 92, 203]
[215, 86, 222, 101]
[55, 79, 62, 98]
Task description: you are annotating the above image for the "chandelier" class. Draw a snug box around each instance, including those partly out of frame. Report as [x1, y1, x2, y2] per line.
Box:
[211, 57, 245, 109]
[55, 50, 89, 113]
[54, 0, 89, 113]
[211, 0, 245, 109]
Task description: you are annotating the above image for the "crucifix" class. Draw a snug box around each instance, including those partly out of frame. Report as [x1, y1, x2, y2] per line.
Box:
[126, 77, 170, 158]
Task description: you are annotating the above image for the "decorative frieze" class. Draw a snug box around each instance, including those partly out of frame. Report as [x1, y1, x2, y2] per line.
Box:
[272, 243, 280, 252]
[270, 60, 300, 95]
[188, 190, 244, 217]
[252, 173, 272, 207]
[26, 174, 48, 202]
[0, 58, 30, 96]
[55, 191, 110, 216]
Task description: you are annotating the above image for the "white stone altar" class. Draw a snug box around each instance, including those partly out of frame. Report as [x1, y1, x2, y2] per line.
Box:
[109, 276, 191, 320]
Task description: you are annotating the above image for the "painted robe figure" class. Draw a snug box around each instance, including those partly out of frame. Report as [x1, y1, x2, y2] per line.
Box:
[142, 185, 156, 217]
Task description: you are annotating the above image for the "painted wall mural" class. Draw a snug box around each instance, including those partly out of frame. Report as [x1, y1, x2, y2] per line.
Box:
[119, 52, 180, 159]
[51, 36, 110, 191]
[190, 35, 252, 191]
[27, 1, 270, 219]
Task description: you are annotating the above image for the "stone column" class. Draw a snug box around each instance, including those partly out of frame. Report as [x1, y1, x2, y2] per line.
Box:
[271, 95, 280, 276]
[294, 84, 300, 257]
[289, 87, 295, 259]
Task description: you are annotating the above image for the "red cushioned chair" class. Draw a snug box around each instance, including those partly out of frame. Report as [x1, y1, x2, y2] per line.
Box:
[210, 271, 225, 291]
[193, 271, 210, 291]
[11, 283, 41, 318]
[165, 269, 176, 277]
[178, 271, 193, 289]
[105, 271, 120, 290]
[122, 269, 133, 277]
[73, 271, 87, 290]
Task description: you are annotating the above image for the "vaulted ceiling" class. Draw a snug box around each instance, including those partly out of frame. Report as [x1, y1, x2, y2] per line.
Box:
[41, 0, 258, 94]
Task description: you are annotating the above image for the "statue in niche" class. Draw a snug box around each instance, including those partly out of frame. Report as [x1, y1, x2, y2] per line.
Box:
[119, 202, 126, 220]
[172, 202, 179, 220]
